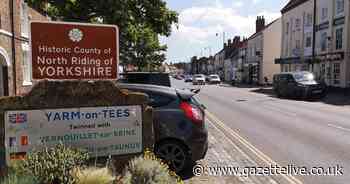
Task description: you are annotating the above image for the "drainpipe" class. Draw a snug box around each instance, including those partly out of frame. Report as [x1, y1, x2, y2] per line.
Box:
[312, 0, 317, 71]
[10, 0, 17, 95]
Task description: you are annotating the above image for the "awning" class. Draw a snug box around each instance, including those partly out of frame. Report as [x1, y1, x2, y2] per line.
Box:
[274, 57, 301, 64]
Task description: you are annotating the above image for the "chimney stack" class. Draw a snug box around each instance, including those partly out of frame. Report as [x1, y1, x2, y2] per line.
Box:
[228, 39, 232, 47]
[256, 16, 265, 33]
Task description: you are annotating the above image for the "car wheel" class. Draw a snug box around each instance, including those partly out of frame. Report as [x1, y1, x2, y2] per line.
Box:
[155, 141, 190, 173]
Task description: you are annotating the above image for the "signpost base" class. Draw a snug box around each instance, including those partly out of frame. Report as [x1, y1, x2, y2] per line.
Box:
[0, 80, 153, 175]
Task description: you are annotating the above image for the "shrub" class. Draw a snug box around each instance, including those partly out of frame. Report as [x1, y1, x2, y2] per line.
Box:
[1, 161, 38, 184]
[21, 143, 89, 184]
[121, 150, 183, 184]
[0, 173, 38, 184]
[72, 167, 115, 184]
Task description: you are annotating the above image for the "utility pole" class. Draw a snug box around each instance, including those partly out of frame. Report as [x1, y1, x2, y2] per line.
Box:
[312, 0, 317, 72]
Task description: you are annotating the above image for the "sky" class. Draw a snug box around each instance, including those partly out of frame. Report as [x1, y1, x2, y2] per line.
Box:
[160, 0, 290, 63]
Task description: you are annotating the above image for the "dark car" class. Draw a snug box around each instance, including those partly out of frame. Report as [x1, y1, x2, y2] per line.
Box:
[273, 71, 326, 99]
[117, 83, 208, 173]
[118, 72, 171, 87]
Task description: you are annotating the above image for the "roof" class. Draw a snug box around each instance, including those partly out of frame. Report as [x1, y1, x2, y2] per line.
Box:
[248, 18, 280, 40]
[281, 0, 310, 14]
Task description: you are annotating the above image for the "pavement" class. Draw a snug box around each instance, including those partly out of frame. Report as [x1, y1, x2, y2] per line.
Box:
[172, 79, 350, 184]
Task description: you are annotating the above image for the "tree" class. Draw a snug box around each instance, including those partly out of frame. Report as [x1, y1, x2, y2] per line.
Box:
[27, 0, 178, 71]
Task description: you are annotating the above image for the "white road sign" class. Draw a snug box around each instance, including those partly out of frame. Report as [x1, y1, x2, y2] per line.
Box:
[4, 105, 142, 162]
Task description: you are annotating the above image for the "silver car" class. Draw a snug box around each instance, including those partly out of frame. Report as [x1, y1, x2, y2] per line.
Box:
[192, 74, 206, 85]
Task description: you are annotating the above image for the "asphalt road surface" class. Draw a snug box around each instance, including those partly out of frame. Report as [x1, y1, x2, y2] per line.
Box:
[172, 78, 350, 184]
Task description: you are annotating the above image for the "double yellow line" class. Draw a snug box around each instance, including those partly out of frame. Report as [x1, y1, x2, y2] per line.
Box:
[206, 111, 303, 184]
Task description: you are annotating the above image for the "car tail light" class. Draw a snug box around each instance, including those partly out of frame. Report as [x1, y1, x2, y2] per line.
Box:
[180, 101, 203, 125]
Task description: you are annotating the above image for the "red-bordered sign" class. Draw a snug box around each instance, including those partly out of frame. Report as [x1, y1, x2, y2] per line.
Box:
[30, 21, 119, 80]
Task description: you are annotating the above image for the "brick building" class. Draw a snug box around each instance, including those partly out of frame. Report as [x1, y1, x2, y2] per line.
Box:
[0, 0, 48, 97]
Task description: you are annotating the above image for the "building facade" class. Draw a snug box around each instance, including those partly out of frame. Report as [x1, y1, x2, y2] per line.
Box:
[277, 0, 349, 88]
[261, 18, 282, 84]
[245, 17, 265, 84]
[277, 0, 315, 74]
[0, 0, 48, 97]
[314, 0, 349, 88]
[237, 40, 248, 83]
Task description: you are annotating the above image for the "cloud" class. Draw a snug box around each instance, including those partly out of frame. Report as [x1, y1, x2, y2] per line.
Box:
[252, 0, 262, 4]
[232, 1, 244, 8]
[163, 2, 281, 62]
[174, 6, 280, 42]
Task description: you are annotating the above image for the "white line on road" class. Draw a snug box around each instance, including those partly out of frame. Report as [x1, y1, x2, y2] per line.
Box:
[327, 123, 350, 132]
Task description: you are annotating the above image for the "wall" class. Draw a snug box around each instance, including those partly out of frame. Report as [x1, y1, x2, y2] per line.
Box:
[281, 0, 314, 59]
[0, 0, 49, 97]
[262, 19, 282, 84]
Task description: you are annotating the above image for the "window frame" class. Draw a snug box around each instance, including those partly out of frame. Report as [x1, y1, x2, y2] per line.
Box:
[336, 0, 345, 16]
[333, 63, 341, 85]
[21, 43, 32, 86]
[320, 32, 327, 52]
[20, 1, 29, 38]
[335, 27, 343, 50]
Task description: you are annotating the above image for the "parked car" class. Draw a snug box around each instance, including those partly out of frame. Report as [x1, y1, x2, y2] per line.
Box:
[273, 71, 326, 99]
[184, 75, 193, 82]
[193, 74, 206, 85]
[208, 74, 221, 84]
[118, 72, 171, 87]
[205, 75, 210, 82]
[117, 83, 208, 173]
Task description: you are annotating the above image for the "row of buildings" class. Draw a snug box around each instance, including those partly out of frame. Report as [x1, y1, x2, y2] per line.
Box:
[189, 0, 350, 89]
[0, 0, 49, 97]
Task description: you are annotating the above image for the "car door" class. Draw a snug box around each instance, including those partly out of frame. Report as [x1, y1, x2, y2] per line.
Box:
[286, 74, 297, 97]
[279, 74, 289, 96]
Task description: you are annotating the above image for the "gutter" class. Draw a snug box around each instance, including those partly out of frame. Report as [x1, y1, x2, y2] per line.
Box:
[10, 0, 17, 95]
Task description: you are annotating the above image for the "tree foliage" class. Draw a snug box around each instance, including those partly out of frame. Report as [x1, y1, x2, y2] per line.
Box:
[27, 0, 178, 71]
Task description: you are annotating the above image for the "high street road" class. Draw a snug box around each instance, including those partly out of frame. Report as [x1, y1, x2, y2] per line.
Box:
[172, 78, 350, 184]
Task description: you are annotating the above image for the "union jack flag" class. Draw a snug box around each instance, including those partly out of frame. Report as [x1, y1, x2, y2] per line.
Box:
[8, 113, 27, 124]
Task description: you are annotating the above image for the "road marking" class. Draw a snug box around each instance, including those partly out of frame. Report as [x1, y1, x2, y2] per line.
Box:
[206, 111, 303, 184]
[327, 123, 350, 132]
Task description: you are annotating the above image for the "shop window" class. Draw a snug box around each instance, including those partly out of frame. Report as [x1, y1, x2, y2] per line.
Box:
[333, 63, 340, 85]
[335, 28, 343, 50]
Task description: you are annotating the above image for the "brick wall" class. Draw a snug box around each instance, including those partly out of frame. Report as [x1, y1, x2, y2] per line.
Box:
[0, 0, 49, 96]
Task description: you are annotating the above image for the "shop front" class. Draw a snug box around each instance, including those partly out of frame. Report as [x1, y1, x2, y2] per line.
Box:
[315, 52, 344, 87]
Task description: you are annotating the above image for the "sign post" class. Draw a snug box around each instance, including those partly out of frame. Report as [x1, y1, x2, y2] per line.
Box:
[30, 21, 119, 80]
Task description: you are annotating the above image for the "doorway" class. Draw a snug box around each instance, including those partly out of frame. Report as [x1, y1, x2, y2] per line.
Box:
[0, 54, 9, 96]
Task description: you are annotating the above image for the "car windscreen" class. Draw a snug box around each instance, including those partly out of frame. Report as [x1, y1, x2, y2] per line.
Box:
[210, 76, 219, 79]
[293, 73, 315, 82]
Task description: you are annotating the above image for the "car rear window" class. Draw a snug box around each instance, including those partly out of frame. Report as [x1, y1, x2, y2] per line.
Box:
[119, 73, 171, 87]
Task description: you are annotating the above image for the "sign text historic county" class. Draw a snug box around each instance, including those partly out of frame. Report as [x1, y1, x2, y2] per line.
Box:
[30, 21, 119, 79]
